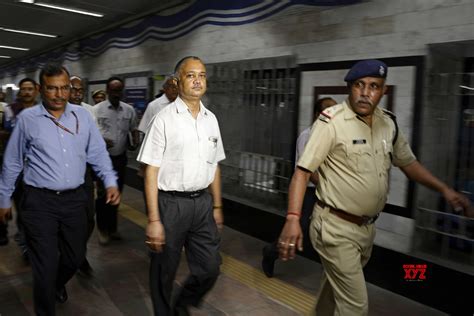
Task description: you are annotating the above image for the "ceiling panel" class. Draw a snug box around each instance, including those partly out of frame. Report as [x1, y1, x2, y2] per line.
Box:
[0, 0, 188, 68]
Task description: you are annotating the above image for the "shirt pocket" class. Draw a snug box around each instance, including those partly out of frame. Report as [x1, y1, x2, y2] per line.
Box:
[118, 115, 132, 132]
[206, 136, 218, 164]
[345, 143, 373, 173]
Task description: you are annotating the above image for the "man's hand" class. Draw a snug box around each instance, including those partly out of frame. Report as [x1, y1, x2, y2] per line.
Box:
[278, 216, 303, 261]
[213, 207, 224, 232]
[0, 207, 12, 223]
[105, 187, 121, 205]
[442, 188, 472, 217]
[146, 221, 166, 253]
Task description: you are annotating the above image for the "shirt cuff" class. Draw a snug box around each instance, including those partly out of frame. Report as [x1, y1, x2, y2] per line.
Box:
[0, 195, 12, 209]
[103, 178, 118, 189]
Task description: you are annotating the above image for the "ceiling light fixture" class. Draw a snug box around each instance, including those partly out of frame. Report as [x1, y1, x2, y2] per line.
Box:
[0, 26, 57, 38]
[0, 45, 30, 51]
[17, 0, 104, 18]
[0, 56, 12, 59]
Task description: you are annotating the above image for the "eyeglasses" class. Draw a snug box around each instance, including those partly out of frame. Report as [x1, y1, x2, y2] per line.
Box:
[45, 85, 71, 94]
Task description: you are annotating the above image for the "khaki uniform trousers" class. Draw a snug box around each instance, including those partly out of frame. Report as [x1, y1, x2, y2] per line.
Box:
[309, 204, 376, 316]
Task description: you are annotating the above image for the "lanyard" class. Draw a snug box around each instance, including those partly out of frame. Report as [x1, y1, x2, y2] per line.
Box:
[46, 111, 79, 135]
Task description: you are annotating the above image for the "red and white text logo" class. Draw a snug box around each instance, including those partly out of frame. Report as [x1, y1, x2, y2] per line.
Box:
[403, 264, 427, 281]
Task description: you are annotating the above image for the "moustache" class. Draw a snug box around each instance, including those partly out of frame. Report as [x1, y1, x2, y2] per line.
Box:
[356, 98, 373, 106]
[52, 98, 67, 103]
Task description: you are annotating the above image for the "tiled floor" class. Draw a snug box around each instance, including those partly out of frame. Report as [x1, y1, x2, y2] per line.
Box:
[0, 186, 446, 315]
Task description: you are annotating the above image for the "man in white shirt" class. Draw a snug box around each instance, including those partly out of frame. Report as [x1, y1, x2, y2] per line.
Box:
[69, 76, 95, 118]
[68, 75, 97, 276]
[138, 77, 178, 134]
[261, 97, 336, 278]
[138, 56, 225, 316]
[95, 77, 139, 244]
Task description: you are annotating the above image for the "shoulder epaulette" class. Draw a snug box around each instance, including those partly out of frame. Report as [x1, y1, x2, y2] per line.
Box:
[382, 109, 398, 145]
[318, 104, 343, 123]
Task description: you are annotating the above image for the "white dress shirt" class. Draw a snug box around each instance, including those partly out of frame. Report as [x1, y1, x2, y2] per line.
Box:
[137, 96, 225, 191]
[81, 102, 95, 119]
[138, 94, 172, 133]
[94, 100, 137, 156]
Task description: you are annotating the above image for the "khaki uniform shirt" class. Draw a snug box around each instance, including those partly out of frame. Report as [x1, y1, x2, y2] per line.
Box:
[298, 100, 415, 217]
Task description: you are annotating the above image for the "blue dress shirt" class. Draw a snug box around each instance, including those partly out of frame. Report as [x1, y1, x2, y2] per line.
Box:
[0, 103, 118, 208]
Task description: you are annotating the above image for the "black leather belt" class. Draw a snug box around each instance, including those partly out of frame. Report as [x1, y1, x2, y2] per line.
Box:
[316, 200, 379, 226]
[159, 190, 205, 198]
[25, 184, 84, 196]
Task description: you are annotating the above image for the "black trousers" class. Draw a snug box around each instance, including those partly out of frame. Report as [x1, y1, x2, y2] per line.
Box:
[149, 191, 221, 316]
[84, 165, 96, 240]
[96, 153, 126, 234]
[266, 187, 318, 259]
[21, 185, 88, 316]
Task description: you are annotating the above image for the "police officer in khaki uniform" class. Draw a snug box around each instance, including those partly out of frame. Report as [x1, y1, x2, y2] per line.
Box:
[278, 60, 471, 316]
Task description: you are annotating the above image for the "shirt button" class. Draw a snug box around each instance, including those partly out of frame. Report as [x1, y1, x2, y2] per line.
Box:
[66, 179, 70, 183]
[65, 163, 69, 167]
[61, 134, 64, 138]
[63, 149, 66, 152]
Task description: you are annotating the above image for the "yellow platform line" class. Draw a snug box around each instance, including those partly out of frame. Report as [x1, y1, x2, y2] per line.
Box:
[119, 203, 317, 315]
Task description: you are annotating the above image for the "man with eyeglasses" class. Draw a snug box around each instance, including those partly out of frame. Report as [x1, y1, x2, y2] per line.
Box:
[138, 76, 178, 135]
[69, 75, 97, 277]
[278, 59, 471, 315]
[0, 63, 120, 316]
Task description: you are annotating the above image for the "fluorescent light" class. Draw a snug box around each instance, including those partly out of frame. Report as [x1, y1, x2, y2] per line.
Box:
[460, 85, 474, 91]
[0, 45, 29, 51]
[33, 2, 104, 17]
[0, 56, 12, 58]
[0, 26, 57, 38]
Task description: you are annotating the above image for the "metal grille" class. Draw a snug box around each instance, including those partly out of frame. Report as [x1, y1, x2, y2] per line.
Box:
[206, 56, 296, 214]
[415, 70, 474, 267]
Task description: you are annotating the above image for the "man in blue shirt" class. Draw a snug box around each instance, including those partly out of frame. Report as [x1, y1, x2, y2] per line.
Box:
[0, 63, 120, 316]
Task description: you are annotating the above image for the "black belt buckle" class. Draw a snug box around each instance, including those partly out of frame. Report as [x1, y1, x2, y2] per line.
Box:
[189, 191, 202, 198]
[362, 214, 379, 225]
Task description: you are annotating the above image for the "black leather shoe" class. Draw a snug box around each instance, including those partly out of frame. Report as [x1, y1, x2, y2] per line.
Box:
[0, 235, 8, 246]
[56, 286, 68, 303]
[173, 305, 190, 316]
[261, 245, 277, 278]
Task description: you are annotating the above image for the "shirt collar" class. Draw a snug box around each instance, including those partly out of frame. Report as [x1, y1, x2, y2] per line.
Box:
[107, 100, 123, 111]
[37, 102, 74, 118]
[174, 96, 208, 117]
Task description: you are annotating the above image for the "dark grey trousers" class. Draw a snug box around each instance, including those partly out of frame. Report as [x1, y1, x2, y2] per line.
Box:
[149, 191, 221, 316]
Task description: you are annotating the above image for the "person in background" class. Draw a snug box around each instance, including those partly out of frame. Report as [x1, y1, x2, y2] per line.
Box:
[92, 89, 106, 105]
[69, 75, 97, 276]
[0, 78, 39, 253]
[94, 77, 139, 245]
[138, 56, 225, 316]
[261, 97, 336, 277]
[0, 63, 119, 316]
[138, 77, 178, 135]
[278, 59, 471, 316]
